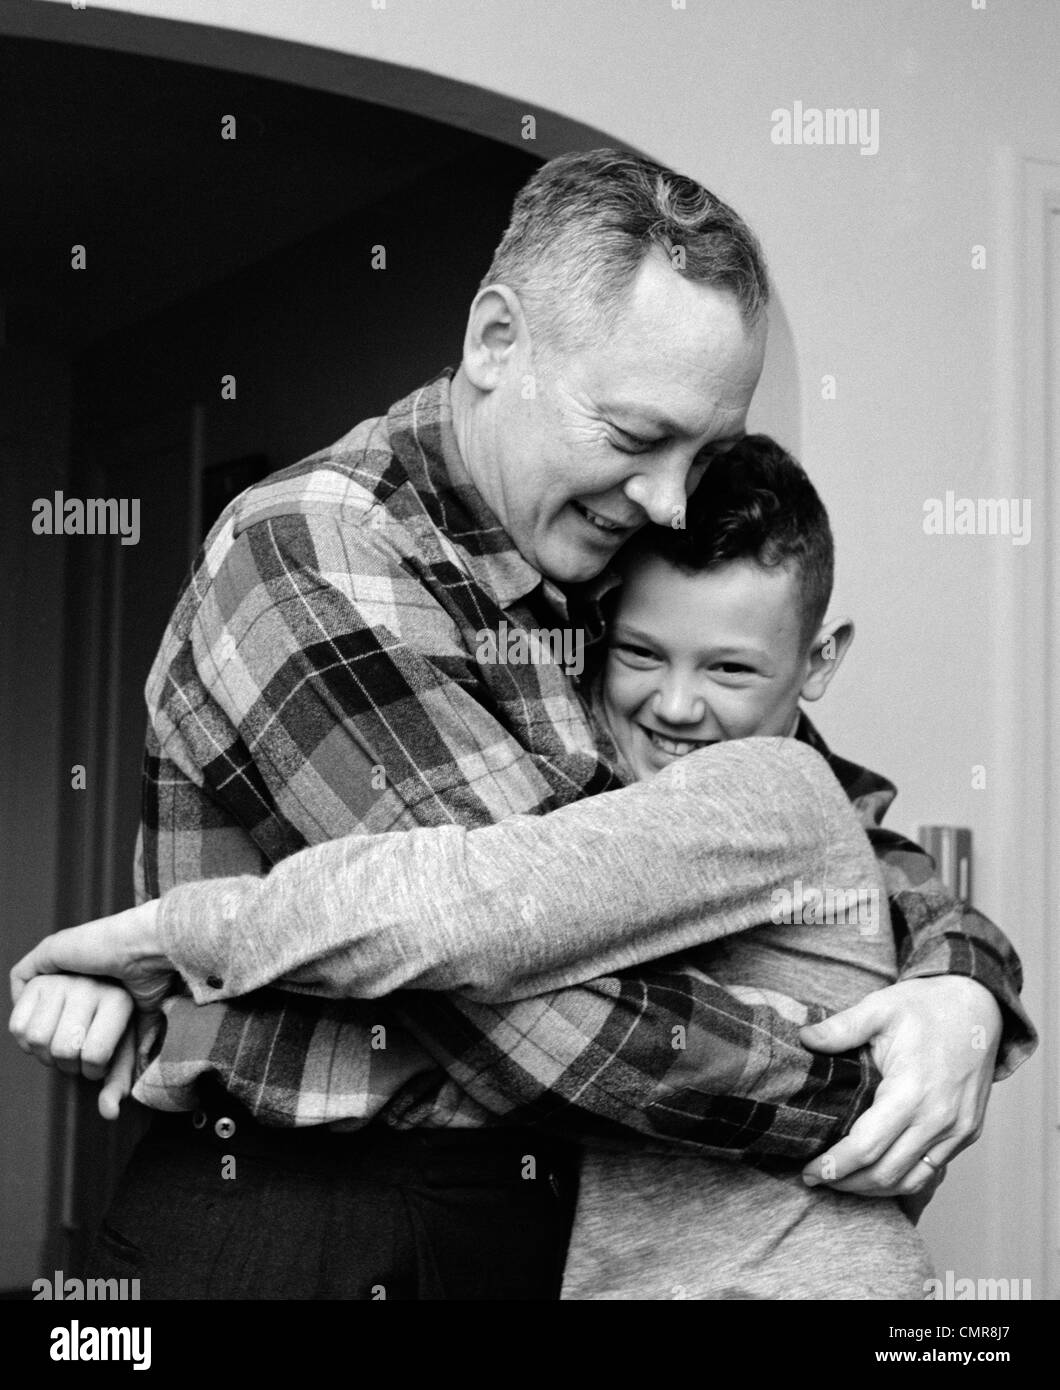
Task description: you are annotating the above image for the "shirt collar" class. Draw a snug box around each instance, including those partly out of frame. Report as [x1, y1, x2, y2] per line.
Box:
[794, 710, 898, 824]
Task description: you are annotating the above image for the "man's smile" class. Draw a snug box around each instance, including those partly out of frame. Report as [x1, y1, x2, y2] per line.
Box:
[572, 500, 639, 535]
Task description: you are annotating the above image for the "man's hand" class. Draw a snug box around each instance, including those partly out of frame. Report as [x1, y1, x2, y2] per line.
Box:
[899, 1164, 947, 1225]
[9, 900, 175, 1011]
[9, 973, 138, 1120]
[800, 975, 1002, 1197]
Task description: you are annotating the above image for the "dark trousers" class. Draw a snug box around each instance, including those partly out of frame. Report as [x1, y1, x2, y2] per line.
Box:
[87, 1089, 580, 1300]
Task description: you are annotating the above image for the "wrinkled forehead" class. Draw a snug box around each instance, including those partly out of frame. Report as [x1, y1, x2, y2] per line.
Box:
[570, 277, 767, 432]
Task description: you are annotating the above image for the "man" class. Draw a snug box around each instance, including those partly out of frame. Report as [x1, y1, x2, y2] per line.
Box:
[11, 150, 1034, 1300]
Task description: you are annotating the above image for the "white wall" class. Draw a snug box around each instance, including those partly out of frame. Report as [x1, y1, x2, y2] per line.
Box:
[29, 0, 1059, 1294]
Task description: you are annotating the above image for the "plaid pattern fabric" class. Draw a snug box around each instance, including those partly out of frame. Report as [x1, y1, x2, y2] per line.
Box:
[390, 711, 1035, 1156]
[132, 368, 1035, 1150]
[796, 715, 1032, 1038]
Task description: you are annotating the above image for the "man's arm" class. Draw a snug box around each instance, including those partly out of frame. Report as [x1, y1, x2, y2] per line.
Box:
[392, 966, 879, 1162]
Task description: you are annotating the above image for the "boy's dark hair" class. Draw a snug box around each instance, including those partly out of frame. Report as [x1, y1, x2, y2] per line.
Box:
[620, 434, 834, 645]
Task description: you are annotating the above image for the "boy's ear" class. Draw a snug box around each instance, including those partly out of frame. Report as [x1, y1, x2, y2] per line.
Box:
[800, 617, 855, 703]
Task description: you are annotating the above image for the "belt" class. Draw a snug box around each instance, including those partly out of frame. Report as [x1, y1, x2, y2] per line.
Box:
[144, 1076, 579, 1176]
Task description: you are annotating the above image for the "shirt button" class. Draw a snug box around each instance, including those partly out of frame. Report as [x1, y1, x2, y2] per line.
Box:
[214, 1117, 236, 1140]
[206, 975, 224, 990]
[191, 1110, 207, 1130]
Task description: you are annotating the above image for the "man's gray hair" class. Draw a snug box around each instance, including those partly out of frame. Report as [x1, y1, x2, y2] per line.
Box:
[481, 147, 770, 354]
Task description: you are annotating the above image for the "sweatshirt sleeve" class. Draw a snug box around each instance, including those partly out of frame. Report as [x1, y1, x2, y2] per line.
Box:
[157, 737, 859, 1004]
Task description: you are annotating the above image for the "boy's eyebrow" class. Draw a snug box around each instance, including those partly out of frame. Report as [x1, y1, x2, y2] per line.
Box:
[708, 644, 772, 661]
[610, 622, 771, 662]
[609, 622, 657, 645]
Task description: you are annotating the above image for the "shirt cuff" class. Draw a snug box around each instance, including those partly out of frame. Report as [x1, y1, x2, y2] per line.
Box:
[157, 876, 255, 1002]
[897, 951, 1038, 1083]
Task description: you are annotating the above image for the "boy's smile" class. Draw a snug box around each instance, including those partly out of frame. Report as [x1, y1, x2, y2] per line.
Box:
[602, 550, 829, 782]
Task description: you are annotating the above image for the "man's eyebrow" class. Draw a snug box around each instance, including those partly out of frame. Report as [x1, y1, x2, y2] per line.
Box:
[601, 404, 683, 434]
[603, 407, 748, 449]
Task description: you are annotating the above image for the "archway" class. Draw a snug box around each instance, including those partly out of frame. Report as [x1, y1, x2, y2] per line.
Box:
[1, 0, 800, 443]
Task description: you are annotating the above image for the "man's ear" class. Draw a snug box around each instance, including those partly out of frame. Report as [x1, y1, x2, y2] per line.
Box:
[800, 616, 855, 703]
[462, 284, 529, 391]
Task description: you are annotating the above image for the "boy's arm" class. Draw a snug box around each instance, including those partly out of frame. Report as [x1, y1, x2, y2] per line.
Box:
[155, 736, 857, 1004]
[153, 763, 1035, 1084]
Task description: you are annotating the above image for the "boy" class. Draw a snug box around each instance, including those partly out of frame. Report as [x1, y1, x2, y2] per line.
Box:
[560, 434, 933, 1298]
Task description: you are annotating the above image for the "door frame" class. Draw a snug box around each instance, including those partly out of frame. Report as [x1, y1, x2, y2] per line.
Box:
[991, 142, 1060, 1297]
[46, 407, 200, 1275]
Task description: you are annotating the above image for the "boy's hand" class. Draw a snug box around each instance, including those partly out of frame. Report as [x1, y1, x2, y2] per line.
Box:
[9, 974, 140, 1120]
[9, 974, 133, 1081]
[10, 899, 175, 1011]
[97, 1022, 138, 1120]
[800, 975, 1001, 1196]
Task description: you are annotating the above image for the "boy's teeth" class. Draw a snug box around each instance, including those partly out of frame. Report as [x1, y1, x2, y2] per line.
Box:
[647, 729, 705, 756]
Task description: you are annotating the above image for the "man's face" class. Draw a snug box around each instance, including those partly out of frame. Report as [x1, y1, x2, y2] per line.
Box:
[474, 253, 766, 584]
[601, 551, 813, 782]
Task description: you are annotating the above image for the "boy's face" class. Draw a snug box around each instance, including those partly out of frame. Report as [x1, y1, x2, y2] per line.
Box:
[602, 551, 817, 781]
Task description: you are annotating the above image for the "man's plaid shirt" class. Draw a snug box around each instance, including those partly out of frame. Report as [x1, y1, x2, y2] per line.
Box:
[133, 368, 1035, 1160]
